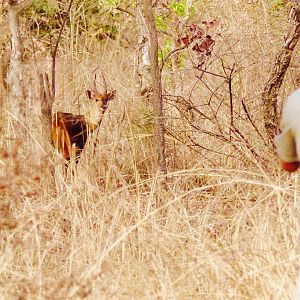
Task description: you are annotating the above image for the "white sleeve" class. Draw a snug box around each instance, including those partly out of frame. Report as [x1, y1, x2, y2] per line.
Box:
[274, 128, 298, 162]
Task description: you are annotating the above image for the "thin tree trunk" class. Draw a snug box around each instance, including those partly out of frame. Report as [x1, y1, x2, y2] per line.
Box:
[262, 4, 300, 139]
[40, 73, 54, 152]
[6, 0, 28, 129]
[139, 0, 167, 175]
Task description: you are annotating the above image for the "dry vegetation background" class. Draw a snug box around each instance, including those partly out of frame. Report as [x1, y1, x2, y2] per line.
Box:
[0, 0, 300, 299]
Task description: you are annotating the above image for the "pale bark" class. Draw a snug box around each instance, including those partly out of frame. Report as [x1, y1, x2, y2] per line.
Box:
[6, 0, 31, 129]
[136, 7, 152, 96]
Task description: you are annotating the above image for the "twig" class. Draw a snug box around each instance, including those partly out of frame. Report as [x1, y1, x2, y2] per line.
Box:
[115, 5, 135, 17]
[241, 98, 268, 146]
[196, 68, 227, 80]
[160, 45, 187, 72]
[227, 64, 235, 139]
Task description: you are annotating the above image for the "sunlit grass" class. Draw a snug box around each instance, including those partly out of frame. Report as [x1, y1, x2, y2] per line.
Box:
[0, 1, 299, 299]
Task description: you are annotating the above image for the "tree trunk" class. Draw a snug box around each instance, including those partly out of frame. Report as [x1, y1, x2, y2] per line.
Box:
[262, 4, 300, 139]
[40, 73, 54, 152]
[139, 0, 167, 175]
[6, 0, 27, 129]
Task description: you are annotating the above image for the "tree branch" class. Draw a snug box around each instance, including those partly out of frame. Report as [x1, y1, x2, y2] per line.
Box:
[262, 4, 300, 139]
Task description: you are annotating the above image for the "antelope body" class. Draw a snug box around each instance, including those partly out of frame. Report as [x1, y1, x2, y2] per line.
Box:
[52, 85, 115, 161]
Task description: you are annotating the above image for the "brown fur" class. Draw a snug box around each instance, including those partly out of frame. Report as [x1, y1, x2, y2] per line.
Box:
[52, 90, 115, 161]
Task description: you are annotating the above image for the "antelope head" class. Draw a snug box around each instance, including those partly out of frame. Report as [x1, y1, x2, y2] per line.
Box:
[85, 89, 116, 116]
[85, 72, 116, 125]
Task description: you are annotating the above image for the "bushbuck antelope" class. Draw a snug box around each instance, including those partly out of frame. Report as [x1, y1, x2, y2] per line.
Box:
[52, 74, 115, 162]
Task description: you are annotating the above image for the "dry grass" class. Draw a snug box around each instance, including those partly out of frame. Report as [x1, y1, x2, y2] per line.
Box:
[1, 1, 300, 299]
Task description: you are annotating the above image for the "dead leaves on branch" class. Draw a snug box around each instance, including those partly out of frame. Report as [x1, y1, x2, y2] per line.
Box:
[177, 19, 221, 56]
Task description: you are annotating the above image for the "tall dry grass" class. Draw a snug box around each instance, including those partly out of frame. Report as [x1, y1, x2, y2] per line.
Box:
[0, 1, 300, 299]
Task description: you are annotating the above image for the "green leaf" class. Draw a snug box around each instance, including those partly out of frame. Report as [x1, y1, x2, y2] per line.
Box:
[158, 48, 163, 63]
[155, 16, 168, 31]
[170, 1, 186, 16]
[272, 0, 284, 9]
[103, 0, 120, 6]
[170, 0, 197, 18]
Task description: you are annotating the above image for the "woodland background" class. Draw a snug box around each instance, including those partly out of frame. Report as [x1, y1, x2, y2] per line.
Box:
[0, 0, 300, 299]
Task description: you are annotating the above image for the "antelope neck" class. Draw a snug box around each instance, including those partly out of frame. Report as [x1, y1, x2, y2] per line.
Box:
[85, 113, 104, 131]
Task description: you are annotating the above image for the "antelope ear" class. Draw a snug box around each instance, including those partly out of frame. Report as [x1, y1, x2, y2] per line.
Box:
[107, 90, 116, 101]
[86, 89, 97, 100]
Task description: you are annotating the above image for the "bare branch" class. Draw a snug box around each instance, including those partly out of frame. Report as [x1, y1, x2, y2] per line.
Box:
[115, 5, 135, 17]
